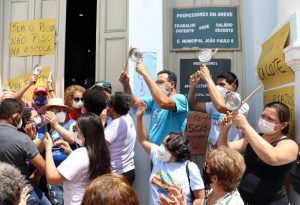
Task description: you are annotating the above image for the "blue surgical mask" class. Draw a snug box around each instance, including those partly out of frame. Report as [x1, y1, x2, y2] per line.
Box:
[35, 96, 48, 106]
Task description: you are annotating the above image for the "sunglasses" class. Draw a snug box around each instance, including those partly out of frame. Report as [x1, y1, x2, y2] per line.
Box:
[73, 97, 83, 102]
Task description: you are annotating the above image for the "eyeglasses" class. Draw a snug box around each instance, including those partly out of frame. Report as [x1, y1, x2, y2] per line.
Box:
[73, 97, 83, 102]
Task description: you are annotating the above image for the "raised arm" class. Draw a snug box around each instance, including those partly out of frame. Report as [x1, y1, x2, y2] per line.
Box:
[45, 111, 75, 144]
[119, 71, 141, 108]
[199, 65, 227, 114]
[136, 62, 176, 111]
[188, 71, 206, 112]
[136, 102, 153, 155]
[217, 112, 248, 153]
[47, 81, 56, 98]
[232, 112, 298, 166]
[14, 75, 37, 100]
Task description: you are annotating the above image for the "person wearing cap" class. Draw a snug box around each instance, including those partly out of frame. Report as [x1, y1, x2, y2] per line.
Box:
[188, 65, 249, 153]
[90, 80, 112, 97]
[13, 74, 55, 138]
[89, 80, 113, 127]
[119, 62, 189, 146]
[40, 97, 77, 205]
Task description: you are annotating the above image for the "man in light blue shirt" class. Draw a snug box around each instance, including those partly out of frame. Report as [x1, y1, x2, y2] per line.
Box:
[119, 62, 189, 145]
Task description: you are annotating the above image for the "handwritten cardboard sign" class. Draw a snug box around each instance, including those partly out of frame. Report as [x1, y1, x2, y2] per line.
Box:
[6, 67, 51, 102]
[264, 86, 295, 139]
[10, 19, 56, 57]
[257, 23, 294, 89]
[185, 112, 211, 155]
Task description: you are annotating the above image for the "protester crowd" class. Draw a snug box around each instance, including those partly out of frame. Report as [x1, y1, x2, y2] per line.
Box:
[0, 62, 298, 205]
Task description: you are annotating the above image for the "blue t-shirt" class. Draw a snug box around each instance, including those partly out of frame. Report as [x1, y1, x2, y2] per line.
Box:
[142, 94, 189, 145]
[49, 119, 76, 167]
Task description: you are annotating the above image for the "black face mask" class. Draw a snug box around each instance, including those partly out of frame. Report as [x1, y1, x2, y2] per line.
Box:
[202, 165, 212, 189]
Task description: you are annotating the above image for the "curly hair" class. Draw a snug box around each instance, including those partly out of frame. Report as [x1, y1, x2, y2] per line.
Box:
[0, 162, 26, 205]
[64, 85, 85, 108]
[206, 146, 246, 192]
[165, 132, 191, 162]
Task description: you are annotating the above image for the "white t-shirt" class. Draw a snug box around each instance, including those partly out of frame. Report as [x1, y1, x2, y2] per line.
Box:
[57, 147, 89, 205]
[149, 145, 204, 205]
[104, 113, 136, 174]
[205, 102, 249, 151]
[204, 189, 244, 205]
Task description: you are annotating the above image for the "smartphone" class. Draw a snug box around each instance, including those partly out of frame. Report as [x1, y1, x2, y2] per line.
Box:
[45, 123, 52, 133]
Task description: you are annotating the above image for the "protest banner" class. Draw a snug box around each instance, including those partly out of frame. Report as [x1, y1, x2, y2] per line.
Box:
[10, 19, 56, 56]
[185, 112, 211, 155]
[6, 67, 51, 101]
[257, 23, 294, 89]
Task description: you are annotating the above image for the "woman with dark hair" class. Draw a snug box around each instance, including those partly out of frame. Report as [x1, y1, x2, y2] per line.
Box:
[81, 173, 139, 205]
[20, 107, 44, 149]
[136, 102, 205, 205]
[218, 101, 298, 204]
[44, 112, 111, 205]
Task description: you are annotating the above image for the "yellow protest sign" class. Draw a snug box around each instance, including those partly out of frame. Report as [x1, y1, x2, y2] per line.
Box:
[264, 86, 294, 139]
[257, 23, 294, 89]
[6, 67, 51, 102]
[10, 19, 56, 57]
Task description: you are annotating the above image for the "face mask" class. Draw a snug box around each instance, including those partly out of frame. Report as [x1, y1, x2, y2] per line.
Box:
[216, 85, 229, 98]
[16, 118, 23, 129]
[72, 100, 83, 109]
[258, 118, 281, 135]
[74, 131, 84, 147]
[35, 96, 48, 106]
[56, 112, 66, 124]
[203, 165, 212, 187]
[157, 144, 171, 162]
[159, 84, 169, 96]
[34, 116, 42, 127]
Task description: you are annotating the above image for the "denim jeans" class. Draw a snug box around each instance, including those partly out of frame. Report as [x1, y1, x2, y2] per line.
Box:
[27, 185, 51, 205]
[48, 184, 64, 205]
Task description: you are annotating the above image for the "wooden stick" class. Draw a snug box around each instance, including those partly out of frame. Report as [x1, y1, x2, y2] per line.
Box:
[212, 48, 219, 57]
[242, 84, 263, 105]
[124, 47, 132, 73]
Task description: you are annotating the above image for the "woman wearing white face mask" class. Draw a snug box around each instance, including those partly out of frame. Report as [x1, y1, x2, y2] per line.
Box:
[20, 107, 45, 152]
[136, 102, 205, 205]
[217, 101, 298, 205]
[40, 97, 76, 205]
[64, 85, 85, 121]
